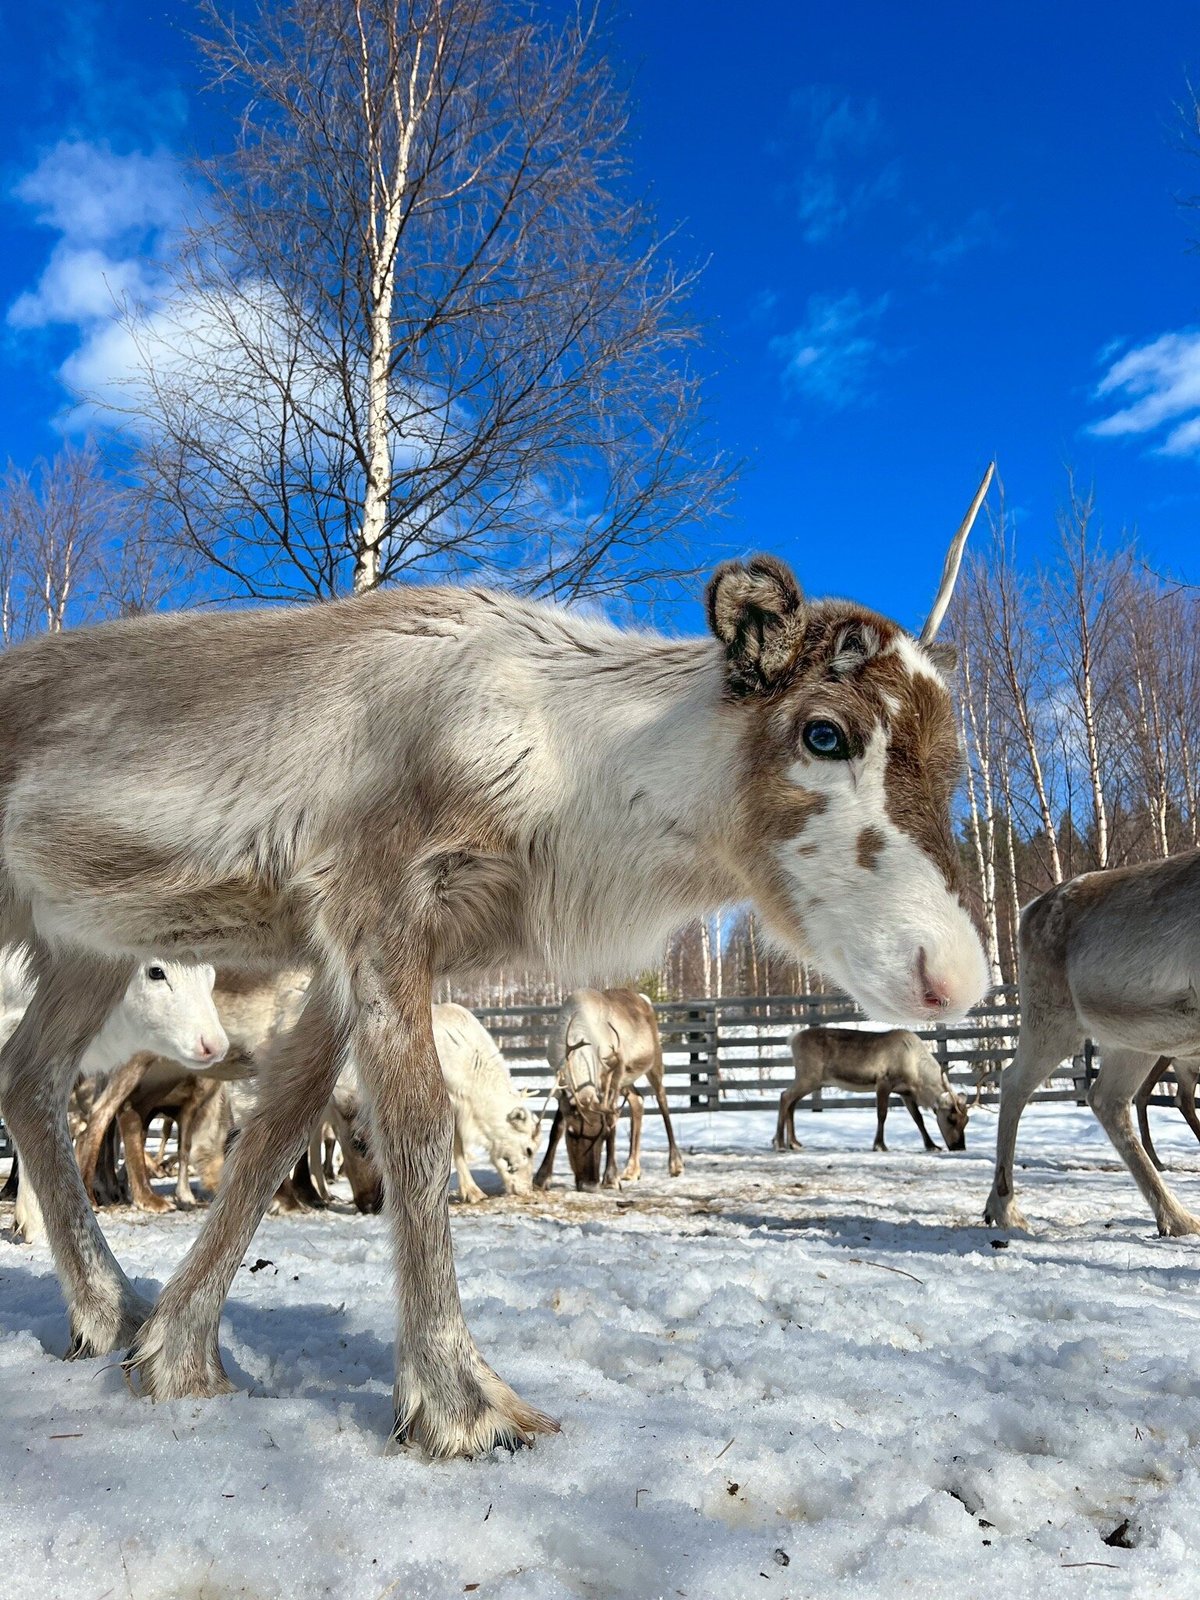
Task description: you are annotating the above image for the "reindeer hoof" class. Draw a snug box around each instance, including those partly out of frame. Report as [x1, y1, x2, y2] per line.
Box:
[390, 1360, 559, 1460]
[66, 1289, 153, 1361]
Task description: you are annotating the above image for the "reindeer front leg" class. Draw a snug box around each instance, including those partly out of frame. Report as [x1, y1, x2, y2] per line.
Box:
[0, 951, 145, 1357]
[351, 961, 557, 1456]
[533, 1102, 564, 1190]
[901, 1094, 939, 1152]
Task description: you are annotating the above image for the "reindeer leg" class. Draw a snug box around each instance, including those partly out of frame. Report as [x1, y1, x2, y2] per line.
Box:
[533, 1103, 564, 1191]
[1089, 1047, 1200, 1237]
[126, 978, 346, 1400]
[621, 1089, 644, 1182]
[307, 1123, 331, 1204]
[337, 954, 555, 1457]
[601, 1109, 620, 1189]
[985, 1012, 1078, 1229]
[0, 950, 147, 1357]
[76, 1054, 151, 1203]
[903, 1093, 939, 1152]
[453, 1122, 485, 1204]
[1135, 1057, 1170, 1172]
[175, 1099, 198, 1207]
[118, 1106, 172, 1214]
[1172, 1059, 1200, 1153]
[873, 1085, 890, 1152]
[647, 1064, 684, 1177]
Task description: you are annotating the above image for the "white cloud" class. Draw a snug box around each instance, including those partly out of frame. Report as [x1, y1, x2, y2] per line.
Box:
[785, 87, 896, 245]
[14, 139, 182, 245]
[770, 290, 891, 409]
[1091, 329, 1200, 456]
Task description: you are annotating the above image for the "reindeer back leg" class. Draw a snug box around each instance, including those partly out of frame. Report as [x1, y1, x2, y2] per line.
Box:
[1135, 1056, 1172, 1172]
[645, 1058, 683, 1176]
[1089, 1046, 1200, 1236]
[621, 1087, 644, 1182]
[118, 1104, 173, 1214]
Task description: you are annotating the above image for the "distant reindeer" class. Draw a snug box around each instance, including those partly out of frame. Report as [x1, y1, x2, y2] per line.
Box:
[0, 470, 991, 1457]
[1133, 1056, 1200, 1172]
[985, 850, 1200, 1235]
[535, 988, 684, 1191]
[773, 1027, 969, 1154]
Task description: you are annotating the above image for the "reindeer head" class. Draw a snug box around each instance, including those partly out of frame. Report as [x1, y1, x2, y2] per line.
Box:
[489, 1101, 540, 1195]
[563, 1096, 618, 1191]
[935, 1086, 969, 1151]
[707, 469, 993, 1028]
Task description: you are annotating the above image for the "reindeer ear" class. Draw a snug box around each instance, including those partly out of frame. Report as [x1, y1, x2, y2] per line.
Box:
[924, 641, 957, 675]
[706, 555, 806, 697]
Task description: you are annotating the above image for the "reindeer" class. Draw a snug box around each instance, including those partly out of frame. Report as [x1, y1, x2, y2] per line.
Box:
[535, 988, 684, 1191]
[435, 1004, 541, 1201]
[4, 957, 228, 1242]
[772, 1026, 969, 1155]
[984, 849, 1200, 1236]
[1133, 1056, 1200, 1172]
[74, 968, 310, 1211]
[0, 470, 991, 1458]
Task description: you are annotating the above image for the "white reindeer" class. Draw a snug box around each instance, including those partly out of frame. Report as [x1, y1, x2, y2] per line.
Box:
[3, 955, 227, 1245]
[434, 1003, 540, 1201]
[984, 849, 1200, 1236]
[0, 471, 991, 1459]
[772, 1026, 969, 1155]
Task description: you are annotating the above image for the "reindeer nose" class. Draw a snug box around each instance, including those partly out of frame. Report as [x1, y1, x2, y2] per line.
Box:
[917, 948, 952, 1012]
[195, 1033, 226, 1063]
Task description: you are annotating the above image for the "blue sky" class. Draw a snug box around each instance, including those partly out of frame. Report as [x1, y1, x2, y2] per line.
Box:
[2, 0, 1199, 636]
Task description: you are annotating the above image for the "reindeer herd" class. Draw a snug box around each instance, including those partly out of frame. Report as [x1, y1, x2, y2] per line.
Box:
[1, 464, 1199, 1462]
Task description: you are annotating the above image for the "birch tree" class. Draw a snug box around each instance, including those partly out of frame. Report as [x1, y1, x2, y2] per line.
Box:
[129, 0, 728, 603]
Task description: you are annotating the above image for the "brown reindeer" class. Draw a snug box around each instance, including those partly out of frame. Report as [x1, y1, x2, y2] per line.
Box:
[0, 473, 990, 1458]
[773, 1026, 969, 1155]
[535, 988, 684, 1191]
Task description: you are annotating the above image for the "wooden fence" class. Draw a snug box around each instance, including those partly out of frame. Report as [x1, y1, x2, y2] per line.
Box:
[0, 986, 1169, 1162]
[467, 984, 1098, 1114]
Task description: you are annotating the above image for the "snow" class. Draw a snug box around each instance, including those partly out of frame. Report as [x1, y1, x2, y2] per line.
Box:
[4, 1104, 1200, 1599]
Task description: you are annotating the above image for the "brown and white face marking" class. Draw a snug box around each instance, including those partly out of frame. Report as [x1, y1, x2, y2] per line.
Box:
[708, 554, 990, 1026]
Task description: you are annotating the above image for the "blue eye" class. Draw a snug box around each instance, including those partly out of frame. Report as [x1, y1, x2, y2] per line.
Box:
[802, 720, 850, 760]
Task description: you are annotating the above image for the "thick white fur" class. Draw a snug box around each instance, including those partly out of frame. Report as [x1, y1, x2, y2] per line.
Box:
[434, 1004, 539, 1201]
[779, 719, 989, 1023]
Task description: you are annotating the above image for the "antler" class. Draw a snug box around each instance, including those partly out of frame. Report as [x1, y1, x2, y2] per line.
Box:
[919, 462, 995, 645]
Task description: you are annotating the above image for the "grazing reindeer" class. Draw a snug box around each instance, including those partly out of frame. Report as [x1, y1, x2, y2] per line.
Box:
[535, 988, 684, 1191]
[0, 470, 990, 1458]
[985, 850, 1200, 1236]
[1133, 1056, 1200, 1172]
[773, 1026, 969, 1154]
[435, 1004, 541, 1201]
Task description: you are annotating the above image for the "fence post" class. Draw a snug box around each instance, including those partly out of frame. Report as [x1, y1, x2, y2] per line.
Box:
[687, 1006, 708, 1110]
[708, 1000, 721, 1110]
[1073, 1040, 1095, 1105]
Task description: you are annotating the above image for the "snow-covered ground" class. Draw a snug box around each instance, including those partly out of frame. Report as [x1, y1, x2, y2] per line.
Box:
[4, 1104, 1200, 1599]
